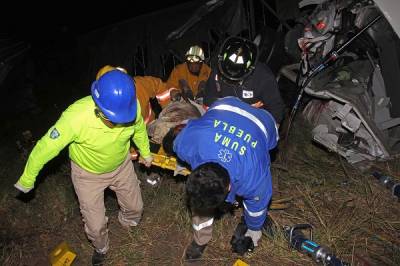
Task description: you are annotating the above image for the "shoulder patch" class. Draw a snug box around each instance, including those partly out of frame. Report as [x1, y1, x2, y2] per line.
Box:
[49, 128, 60, 139]
[242, 90, 254, 99]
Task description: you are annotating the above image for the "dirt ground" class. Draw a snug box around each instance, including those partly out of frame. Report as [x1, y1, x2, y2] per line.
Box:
[1, 100, 400, 266]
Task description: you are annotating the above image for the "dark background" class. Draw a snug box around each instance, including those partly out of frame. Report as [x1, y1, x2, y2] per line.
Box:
[0, 0, 296, 137]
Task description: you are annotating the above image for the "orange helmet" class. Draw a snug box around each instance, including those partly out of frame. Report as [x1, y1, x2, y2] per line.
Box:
[96, 65, 128, 80]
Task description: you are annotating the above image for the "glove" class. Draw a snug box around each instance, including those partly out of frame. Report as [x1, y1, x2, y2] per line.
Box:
[14, 181, 33, 193]
[182, 88, 194, 101]
[139, 155, 153, 168]
[245, 229, 262, 247]
[196, 80, 206, 99]
[170, 89, 182, 102]
[178, 79, 194, 100]
[230, 218, 254, 255]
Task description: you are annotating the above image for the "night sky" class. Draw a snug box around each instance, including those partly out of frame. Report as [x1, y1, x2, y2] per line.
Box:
[3, 1, 191, 40]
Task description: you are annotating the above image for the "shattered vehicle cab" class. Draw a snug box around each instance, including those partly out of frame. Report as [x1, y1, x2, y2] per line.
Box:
[293, 0, 400, 165]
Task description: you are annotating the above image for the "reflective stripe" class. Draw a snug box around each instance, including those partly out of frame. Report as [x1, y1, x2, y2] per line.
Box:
[262, 109, 280, 143]
[243, 202, 266, 217]
[156, 88, 176, 102]
[210, 104, 268, 139]
[192, 218, 214, 231]
[274, 121, 279, 142]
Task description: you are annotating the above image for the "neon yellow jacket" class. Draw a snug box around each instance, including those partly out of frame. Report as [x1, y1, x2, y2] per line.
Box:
[17, 96, 150, 189]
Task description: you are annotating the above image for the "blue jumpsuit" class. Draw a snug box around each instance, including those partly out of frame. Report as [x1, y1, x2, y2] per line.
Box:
[174, 96, 279, 244]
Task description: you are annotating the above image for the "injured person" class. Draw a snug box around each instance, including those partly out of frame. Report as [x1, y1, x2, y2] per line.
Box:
[147, 99, 205, 145]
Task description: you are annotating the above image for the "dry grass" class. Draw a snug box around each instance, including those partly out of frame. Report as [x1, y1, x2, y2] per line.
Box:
[1, 118, 399, 265]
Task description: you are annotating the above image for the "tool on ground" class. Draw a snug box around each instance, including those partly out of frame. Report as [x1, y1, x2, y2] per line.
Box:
[233, 258, 249, 266]
[372, 171, 400, 199]
[284, 224, 349, 266]
[49, 241, 76, 266]
[285, 15, 382, 139]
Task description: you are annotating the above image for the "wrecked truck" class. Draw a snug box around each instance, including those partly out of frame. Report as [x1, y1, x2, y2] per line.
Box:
[281, 0, 400, 165]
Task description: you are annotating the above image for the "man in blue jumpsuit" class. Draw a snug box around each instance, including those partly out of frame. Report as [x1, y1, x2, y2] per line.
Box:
[163, 96, 279, 260]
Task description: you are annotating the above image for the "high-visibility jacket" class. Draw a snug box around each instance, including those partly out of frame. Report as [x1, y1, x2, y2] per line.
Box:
[166, 63, 211, 97]
[17, 96, 150, 189]
[134, 76, 173, 124]
[173, 97, 279, 230]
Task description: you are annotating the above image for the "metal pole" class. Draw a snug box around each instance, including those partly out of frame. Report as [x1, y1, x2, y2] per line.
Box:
[259, 0, 291, 31]
[248, 0, 256, 40]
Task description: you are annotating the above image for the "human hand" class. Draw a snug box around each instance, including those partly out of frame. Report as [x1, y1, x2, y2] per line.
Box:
[196, 81, 206, 99]
[178, 79, 194, 100]
[230, 218, 254, 255]
[182, 87, 194, 101]
[14, 181, 33, 193]
[139, 155, 153, 168]
[170, 89, 182, 101]
[251, 101, 264, 108]
[130, 147, 138, 160]
[245, 229, 262, 247]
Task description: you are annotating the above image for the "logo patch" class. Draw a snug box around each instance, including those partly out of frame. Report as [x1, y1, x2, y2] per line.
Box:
[50, 128, 60, 139]
[218, 148, 232, 163]
[242, 90, 253, 98]
[94, 88, 100, 98]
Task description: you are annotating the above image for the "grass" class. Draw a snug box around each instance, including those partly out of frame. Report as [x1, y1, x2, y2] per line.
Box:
[1, 117, 400, 265]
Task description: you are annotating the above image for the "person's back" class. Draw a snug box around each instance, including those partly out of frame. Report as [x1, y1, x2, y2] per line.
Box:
[204, 36, 285, 124]
[173, 96, 278, 198]
[96, 65, 171, 124]
[134, 75, 168, 123]
[168, 96, 279, 260]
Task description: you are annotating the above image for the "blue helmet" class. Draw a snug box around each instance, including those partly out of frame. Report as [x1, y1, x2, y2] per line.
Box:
[91, 69, 137, 124]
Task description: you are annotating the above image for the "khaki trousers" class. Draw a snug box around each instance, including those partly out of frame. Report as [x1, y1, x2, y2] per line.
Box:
[192, 215, 214, 246]
[71, 155, 143, 253]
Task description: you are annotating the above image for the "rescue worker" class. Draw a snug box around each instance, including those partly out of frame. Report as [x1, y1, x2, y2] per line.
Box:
[204, 36, 286, 126]
[166, 45, 211, 101]
[162, 96, 278, 260]
[14, 69, 153, 266]
[96, 65, 175, 125]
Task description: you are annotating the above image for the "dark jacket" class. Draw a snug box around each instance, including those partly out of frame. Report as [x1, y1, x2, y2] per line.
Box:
[204, 62, 286, 123]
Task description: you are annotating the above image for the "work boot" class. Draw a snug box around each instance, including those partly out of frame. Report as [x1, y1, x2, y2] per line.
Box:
[92, 250, 106, 266]
[185, 240, 207, 261]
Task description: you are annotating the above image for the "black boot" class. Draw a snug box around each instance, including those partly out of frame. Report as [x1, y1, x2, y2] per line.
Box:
[185, 240, 207, 260]
[92, 250, 106, 266]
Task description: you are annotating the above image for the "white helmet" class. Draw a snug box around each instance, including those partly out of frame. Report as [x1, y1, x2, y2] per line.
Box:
[185, 45, 205, 62]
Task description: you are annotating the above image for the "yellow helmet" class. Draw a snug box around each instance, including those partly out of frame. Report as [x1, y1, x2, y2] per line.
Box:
[96, 65, 128, 80]
[185, 45, 205, 63]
